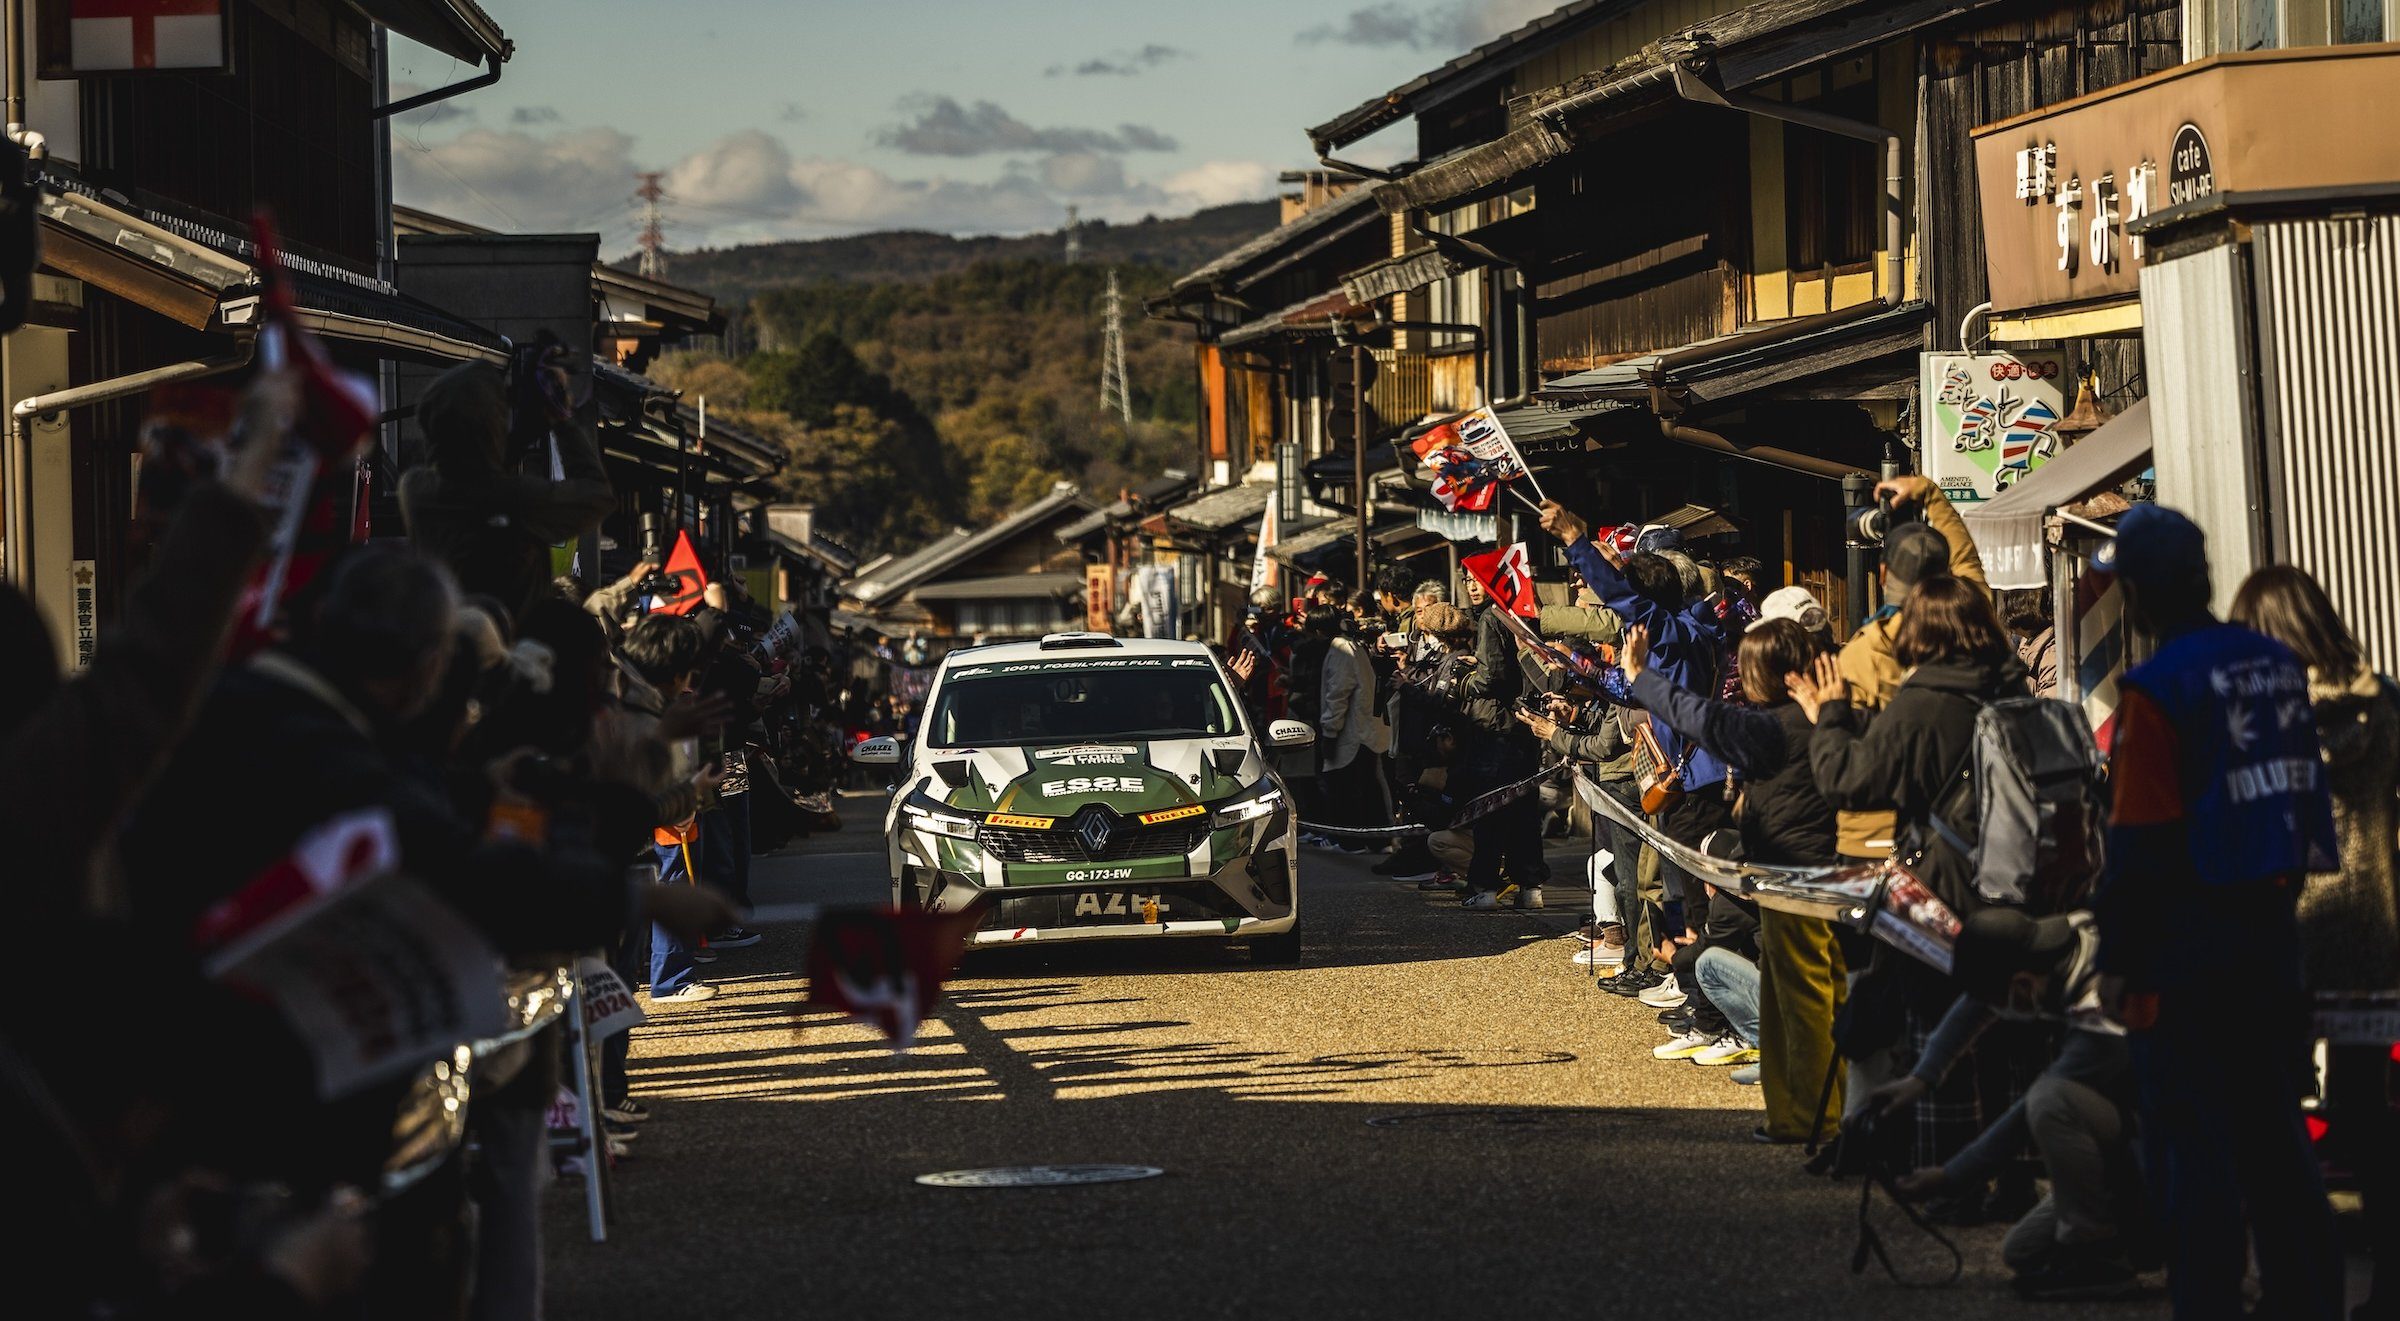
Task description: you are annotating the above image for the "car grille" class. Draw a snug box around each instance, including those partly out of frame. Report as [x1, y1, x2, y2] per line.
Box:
[976, 819, 1209, 864]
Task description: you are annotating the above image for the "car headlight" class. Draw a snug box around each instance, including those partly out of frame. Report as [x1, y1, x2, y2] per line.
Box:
[900, 787, 983, 841]
[1210, 779, 1286, 829]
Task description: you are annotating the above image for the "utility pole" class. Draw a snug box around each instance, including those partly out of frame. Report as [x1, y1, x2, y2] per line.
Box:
[634, 172, 668, 278]
[1063, 204, 1082, 263]
[1099, 268, 1133, 424]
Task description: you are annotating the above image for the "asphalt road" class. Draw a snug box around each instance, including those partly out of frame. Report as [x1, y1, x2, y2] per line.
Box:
[544, 794, 2174, 1320]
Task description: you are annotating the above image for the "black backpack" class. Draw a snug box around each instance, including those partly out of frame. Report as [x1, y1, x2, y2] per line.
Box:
[1925, 696, 2110, 914]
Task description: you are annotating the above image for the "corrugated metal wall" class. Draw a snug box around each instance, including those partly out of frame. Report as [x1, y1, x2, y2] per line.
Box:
[2141, 242, 2267, 607]
[2252, 215, 2400, 676]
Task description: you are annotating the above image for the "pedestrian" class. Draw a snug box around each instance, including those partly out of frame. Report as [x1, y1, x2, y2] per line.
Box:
[1453, 567, 1545, 909]
[1312, 607, 1390, 849]
[2231, 562, 2399, 1317]
[2091, 505, 2343, 1321]
[398, 358, 615, 622]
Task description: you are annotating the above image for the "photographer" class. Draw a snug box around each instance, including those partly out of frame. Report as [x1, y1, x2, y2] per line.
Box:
[1313, 608, 1390, 849]
[1451, 575, 1544, 910]
[399, 350, 615, 622]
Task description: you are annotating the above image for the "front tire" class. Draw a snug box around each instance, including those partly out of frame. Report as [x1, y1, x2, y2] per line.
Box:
[1249, 928, 1302, 964]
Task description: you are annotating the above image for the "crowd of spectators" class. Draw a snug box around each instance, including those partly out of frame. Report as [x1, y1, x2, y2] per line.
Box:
[1229, 475, 2393, 1317]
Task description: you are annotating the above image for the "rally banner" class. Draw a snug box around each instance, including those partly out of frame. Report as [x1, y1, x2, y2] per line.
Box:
[575, 955, 648, 1039]
[204, 872, 510, 1099]
[764, 609, 803, 660]
[1463, 541, 1541, 619]
[1570, 767, 1961, 972]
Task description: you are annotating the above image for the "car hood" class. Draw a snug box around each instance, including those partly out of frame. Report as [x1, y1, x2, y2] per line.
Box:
[924, 738, 1261, 818]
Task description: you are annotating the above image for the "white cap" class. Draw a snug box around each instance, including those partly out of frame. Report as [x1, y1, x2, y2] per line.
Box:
[1753, 585, 1827, 634]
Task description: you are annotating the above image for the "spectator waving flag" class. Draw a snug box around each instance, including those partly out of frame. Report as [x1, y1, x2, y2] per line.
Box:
[1411, 404, 1544, 512]
[1463, 541, 1542, 619]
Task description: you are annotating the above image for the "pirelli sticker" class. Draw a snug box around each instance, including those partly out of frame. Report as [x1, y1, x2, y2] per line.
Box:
[984, 813, 1057, 830]
[1135, 804, 1208, 826]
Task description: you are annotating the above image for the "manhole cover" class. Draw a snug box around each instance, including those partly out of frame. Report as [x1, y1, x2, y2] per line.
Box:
[915, 1164, 1165, 1188]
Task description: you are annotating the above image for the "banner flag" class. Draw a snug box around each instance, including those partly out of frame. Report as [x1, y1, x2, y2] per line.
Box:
[1462, 541, 1541, 619]
[804, 904, 987, 1051]
[652, 529, 711, 615]
[1248, 500, 1278, 597]
[1410, 405, 1543, 512]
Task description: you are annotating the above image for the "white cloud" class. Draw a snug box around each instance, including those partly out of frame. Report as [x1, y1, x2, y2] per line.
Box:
[394, 124, 1276, 249]
[875, 96, 1178, 157]
[1297, 0, 1559, 49]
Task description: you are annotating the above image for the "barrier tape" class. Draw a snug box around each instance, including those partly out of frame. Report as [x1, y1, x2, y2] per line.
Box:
[1296, 761, 1565, 840]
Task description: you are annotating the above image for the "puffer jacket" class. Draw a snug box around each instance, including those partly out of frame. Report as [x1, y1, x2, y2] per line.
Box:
[1809, 653, 2030, 912]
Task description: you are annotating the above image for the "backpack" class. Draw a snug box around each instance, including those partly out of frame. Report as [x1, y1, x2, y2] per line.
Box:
[1925, 696, 2109, 913]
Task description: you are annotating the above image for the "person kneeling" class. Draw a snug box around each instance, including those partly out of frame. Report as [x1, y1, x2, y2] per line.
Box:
[1856, 909, 2153, 1301]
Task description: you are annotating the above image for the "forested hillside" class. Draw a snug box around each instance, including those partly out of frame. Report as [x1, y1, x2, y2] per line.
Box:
[647, 255, 1229, 558]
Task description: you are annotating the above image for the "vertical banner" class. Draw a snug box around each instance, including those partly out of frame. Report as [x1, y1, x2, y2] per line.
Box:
[1920, 352, 2071, 504]
[1084, 563, 1113, 633]
[1137, 563, 1178, 639]
[1247, 500, 1278, 597]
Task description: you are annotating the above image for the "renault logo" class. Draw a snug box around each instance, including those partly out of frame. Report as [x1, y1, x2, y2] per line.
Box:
[1071, 805, 1116, 859]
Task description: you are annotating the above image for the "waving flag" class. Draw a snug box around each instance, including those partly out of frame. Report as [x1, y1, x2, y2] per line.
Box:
[1411, 404, 1541, 511]
[1463, 541, 1541, 619]
[805, 904, 988, 1052]
[650, 529, 712, 615]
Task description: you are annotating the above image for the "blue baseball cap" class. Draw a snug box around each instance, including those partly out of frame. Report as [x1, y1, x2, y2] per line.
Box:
[2092, 503, 2206, 586]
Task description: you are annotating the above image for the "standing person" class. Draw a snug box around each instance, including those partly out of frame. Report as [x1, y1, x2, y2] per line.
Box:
[1454, 569, 1544, 909]
[1790, 575, 2030, 1172]
[2090, 506, 2342, 1321]
[1537, 499, 1729, 962]
[1286, 606, 1333, 845]
[1313, 608, 1390, 850]
[1618, 616, 1846, 1131]
[620, 612, 719, 1004]
[2004, 589, 2062, 700]
[2231, 563, 2398, 1318]
[398, 356, 615, 622]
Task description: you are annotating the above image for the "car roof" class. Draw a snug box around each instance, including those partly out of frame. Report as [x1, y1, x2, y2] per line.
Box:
[937, 633, 1215, 670]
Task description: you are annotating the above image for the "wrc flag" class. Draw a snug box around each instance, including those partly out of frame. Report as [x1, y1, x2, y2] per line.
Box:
[65, 0, 227, 73]
[1462, 541, 1542, 619]
[1411, 405, 1534, 512]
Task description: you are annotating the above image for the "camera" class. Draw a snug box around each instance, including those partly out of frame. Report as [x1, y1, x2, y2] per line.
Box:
[1847, 489, 1922, 546]
[637, 569, 689, 599]
[1400, 650, 1474, 703]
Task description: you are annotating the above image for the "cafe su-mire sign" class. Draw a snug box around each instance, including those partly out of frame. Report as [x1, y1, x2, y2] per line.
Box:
[1970, 45, 2400, 317]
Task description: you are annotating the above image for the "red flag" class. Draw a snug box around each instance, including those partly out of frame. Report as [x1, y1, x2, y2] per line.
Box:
[651, 529, 711, 615]
[1463, 542, 1541, 619]
[804, 904, 988, 1051]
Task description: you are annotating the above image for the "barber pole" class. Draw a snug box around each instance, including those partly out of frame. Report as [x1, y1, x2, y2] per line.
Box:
[2069, 561, 2128, 752]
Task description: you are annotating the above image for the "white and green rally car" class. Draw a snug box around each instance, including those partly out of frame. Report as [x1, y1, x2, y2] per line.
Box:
[851, 633, 1314, 959]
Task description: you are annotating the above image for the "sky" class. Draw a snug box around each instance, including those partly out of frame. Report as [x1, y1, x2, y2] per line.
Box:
[386, 0, 1566, 257]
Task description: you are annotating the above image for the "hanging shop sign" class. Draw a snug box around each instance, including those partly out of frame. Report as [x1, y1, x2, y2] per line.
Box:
[1971, 45, 2400, 315]
[1918, 352, 2070, 504]
[39, 0, 232, 76]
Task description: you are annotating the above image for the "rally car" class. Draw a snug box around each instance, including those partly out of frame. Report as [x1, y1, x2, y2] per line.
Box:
[851, 633, 1313, 959]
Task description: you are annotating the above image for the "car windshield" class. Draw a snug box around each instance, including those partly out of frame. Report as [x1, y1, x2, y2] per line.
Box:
[928, 657, 1242, 748]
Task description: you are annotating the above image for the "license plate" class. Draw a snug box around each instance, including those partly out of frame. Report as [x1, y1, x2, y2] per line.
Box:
[1071, 891, 1167, 921]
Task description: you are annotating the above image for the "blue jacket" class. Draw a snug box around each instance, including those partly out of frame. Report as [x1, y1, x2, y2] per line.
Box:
[1564, 538, 1728, 790]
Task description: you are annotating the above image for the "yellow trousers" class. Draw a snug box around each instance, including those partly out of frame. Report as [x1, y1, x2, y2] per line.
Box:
[1758, 907, 1847, 1142]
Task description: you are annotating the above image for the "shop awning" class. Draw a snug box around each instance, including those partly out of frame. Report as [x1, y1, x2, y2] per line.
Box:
[35, 183, 505, 363]
[1341, 247, 1469, 304]
[1492, 397, 1639, 449]
[907, 572, 1084, 602]
[1217, 290, 1368, 348]
[1155, 482, 1273, 534]
[1960, 398, 2153, 591]
[1540, 301, 1928, 410]
[1648, 503, 1742, 539]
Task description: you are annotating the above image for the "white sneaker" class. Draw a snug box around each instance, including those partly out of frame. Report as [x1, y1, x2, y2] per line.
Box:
[1652, 1028, 1715, 1061]
[1693, 1035, 1760, 1067]
[1460, 890, 1501, 910]
[1637, 978, 1689, 1009]
[1512, 885, 1544, 911]
[651, 982, 719, 1004]
[1571, 943, 1626, 967]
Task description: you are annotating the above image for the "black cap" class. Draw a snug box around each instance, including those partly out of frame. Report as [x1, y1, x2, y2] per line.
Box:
[1882, 522, 1953, 598]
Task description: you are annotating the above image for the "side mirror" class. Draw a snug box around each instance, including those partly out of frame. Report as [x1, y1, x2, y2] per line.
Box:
[1267, 719, 1316, 749]
[851, 736, 902, 766]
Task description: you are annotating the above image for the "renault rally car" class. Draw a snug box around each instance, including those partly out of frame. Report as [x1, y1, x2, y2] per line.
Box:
[851, 633, 1314, 958]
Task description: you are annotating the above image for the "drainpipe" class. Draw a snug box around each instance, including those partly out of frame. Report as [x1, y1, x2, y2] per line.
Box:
[7, 346, 255, 591]
[370, 46, 511, 120]
[5, 0, 49, 157]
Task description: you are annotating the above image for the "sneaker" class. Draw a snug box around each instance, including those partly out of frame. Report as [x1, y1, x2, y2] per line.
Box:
[602, 1101, 650, 1125]
[604, 1121, 640, 1141]
[691, 946, 719, 964]
[1512, 885, 1543, 911]
[2010, 1244, 2141, 1302]
[1658, 1006, 1695, 1031]
[1461, 889, 1501, 910]
[1728, 1063, 1762, 1086]
[1604, 967, 1664, 997]
[1417, 872, 1464, 892]
[1638, 978, 1690, 1009]
[1571, 944, 1626, 967]
[1652, 1028, 1715, 1061]
[1693, 1035, 1759, 1067]
[710, 926, 763, 949]
[651, 982, 719, 1004]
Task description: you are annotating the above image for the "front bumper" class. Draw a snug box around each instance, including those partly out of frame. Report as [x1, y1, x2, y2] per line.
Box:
[897, 840, 1296, 946]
